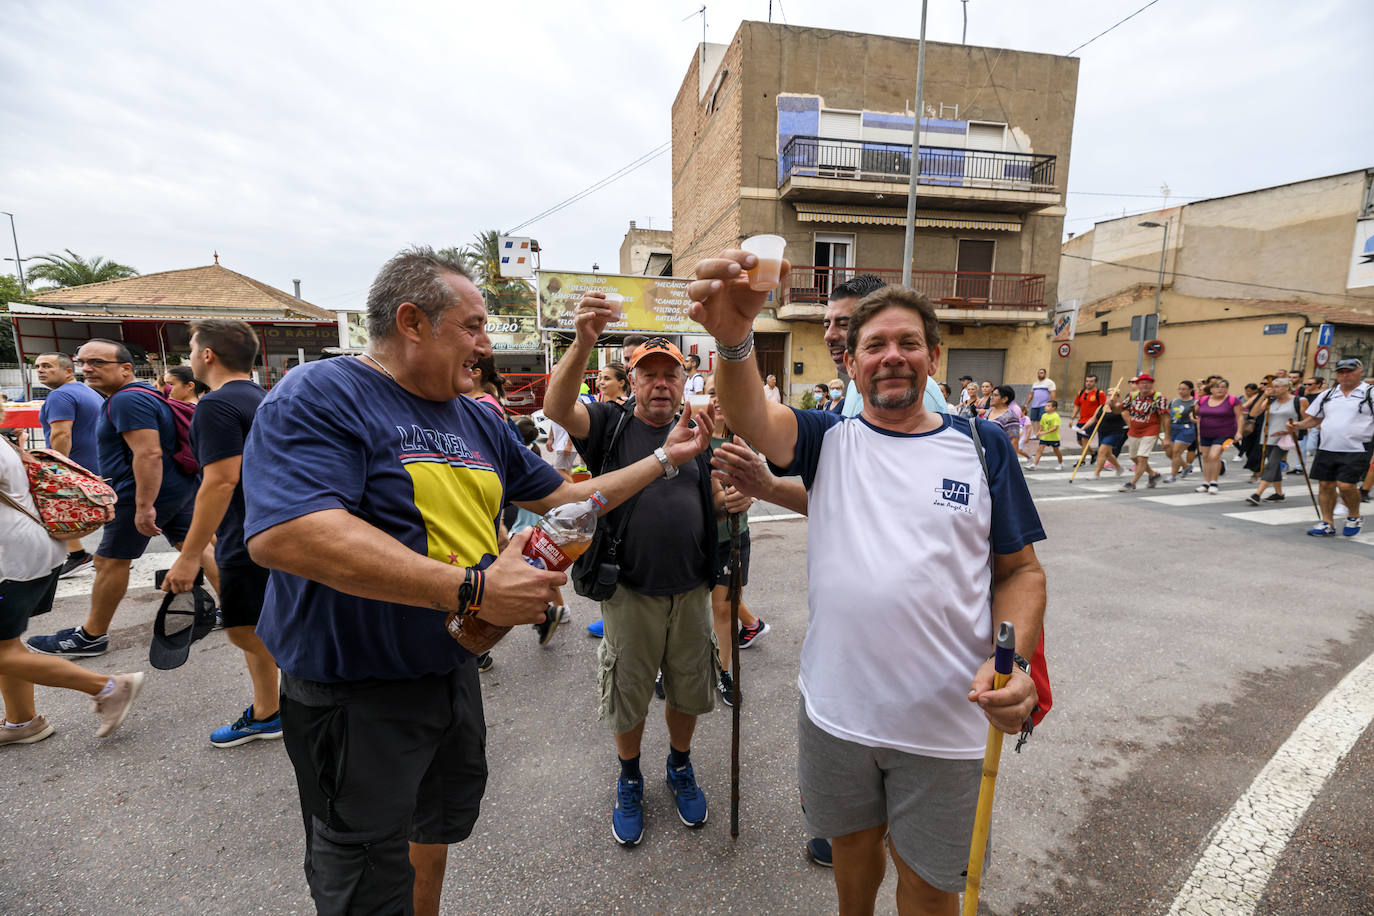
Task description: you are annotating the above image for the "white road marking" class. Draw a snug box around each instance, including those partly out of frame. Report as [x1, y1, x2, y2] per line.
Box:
[53, 551, 180, 599]
[1167, 650, 1374, 915]
[749, 512, 806, 523]
[1222, 507, 1322, 526]
[1033, 494, 1112, 503]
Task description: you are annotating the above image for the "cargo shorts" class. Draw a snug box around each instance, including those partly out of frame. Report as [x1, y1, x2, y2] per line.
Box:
[597, 583, 718, 734]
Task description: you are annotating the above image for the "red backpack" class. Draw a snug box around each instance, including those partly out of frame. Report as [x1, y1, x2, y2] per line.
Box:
[106, 385, 199, 476]
[1, 439, 117, 540]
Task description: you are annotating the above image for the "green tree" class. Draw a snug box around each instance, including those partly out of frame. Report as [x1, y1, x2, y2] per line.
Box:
[455, 230, 535, 315]
[26, 249, 139, 288]
[0, 273, 29, 362]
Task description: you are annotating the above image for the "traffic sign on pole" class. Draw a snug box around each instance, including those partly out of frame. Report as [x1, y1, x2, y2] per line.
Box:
[1057, 342, 1071, 358]
[1314, 346, 1331, 369]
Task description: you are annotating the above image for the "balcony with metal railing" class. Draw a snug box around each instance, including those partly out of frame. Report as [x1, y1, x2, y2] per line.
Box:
[778, 266, 1048, 324]
[778, 136, 1060, 211]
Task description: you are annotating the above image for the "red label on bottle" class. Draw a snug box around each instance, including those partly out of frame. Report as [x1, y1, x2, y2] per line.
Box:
[524, 526, 574, 572]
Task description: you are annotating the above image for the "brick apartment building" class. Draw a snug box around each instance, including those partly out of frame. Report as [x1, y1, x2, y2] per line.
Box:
[671, 21, 1079, 400]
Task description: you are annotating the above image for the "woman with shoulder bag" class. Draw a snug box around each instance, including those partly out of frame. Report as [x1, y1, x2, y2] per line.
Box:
[0, 410, 145, 746]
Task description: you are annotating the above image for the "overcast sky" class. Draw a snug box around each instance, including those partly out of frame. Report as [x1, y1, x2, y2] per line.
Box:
[2, 0, 1369, 309]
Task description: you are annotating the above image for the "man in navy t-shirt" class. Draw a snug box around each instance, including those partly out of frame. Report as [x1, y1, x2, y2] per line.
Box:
[160, 319, 279, 749]
[241, 247, 713, 915]
[34, 351, 105, 577]
[690, 254, 1046, 914]
[27, 339, 206, 660]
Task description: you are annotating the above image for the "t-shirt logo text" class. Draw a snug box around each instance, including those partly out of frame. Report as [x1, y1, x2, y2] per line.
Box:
[936, 478, 972, 506]
[396, 425, 476, 462]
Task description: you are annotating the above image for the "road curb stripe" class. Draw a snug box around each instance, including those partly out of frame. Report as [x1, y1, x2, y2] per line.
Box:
[1167, 650, 1374, 914]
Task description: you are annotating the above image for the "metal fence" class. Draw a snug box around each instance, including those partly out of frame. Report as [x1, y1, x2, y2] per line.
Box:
[780, 136, 1057, 190]
[784, 266, 1046, 309]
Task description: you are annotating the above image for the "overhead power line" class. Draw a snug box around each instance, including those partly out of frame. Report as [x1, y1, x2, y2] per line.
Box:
[1065, 0, 1163, 56]
[506, 141, 671, 235]
[1060, 252, 1370, 303]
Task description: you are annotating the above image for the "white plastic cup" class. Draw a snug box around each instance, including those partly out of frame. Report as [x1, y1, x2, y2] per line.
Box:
[603, 292, 624, 321]
[742, 234, 786, 292]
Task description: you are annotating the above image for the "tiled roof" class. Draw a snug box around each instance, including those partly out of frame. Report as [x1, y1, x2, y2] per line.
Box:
[29, 264, 333, 319]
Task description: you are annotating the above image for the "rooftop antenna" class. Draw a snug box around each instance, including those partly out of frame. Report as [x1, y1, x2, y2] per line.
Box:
[1160, 181, 1171, 209]
[685, 5, 706, 67]
[962, 0, 969, 44]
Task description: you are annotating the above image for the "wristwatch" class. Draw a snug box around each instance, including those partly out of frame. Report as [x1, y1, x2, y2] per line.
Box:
[654, 446, 679, 479]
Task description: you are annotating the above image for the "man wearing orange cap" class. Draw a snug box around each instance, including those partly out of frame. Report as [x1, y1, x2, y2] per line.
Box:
[544, 296, 719, 849]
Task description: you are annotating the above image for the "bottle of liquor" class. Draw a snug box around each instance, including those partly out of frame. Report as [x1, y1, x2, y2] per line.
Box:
[447, 491, 606, 654]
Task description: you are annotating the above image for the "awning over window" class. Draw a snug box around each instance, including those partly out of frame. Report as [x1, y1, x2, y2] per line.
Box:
[793, 202, 1021, 231]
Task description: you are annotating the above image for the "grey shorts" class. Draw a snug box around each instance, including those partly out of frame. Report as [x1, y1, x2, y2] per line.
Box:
[597, 584, 717, 734]
[797, 700, 987, 894]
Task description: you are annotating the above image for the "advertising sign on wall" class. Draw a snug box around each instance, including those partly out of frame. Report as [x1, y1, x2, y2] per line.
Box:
[1349, 219, 1374, 290]
[486, 315, 541, 351]
[537, 271, 698, 335]
[1051, 299, 1080, 342]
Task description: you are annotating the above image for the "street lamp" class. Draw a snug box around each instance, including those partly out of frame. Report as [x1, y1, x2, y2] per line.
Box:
[0, 211, 25, 295]
[1137, 219, 1170, 374]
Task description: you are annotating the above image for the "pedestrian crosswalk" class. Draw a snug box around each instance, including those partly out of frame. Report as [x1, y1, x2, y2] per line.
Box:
[1021, 460, 1374, 549]
[53, 550, 179, 599]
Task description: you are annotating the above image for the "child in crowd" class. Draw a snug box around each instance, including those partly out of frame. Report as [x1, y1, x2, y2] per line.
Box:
[1029, 400, 1065, 470]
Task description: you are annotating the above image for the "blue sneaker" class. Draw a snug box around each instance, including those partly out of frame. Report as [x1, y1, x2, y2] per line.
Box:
[587, 619, 604, 638]
[1343, 516, 1363, 537]
[807, 837, 834, 868]
[210, 706, 283, 748]
[612, 775, 644, 846]
[26, 626, 108, 657]
[666, 758, 707, 827]
[1307, 522, 1337, 537]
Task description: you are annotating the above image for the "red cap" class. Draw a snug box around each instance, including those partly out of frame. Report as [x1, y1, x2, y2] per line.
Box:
[1135, 373, 1154, 382]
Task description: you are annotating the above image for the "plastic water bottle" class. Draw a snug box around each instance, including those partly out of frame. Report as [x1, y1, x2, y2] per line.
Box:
[522, 490, 606, 572]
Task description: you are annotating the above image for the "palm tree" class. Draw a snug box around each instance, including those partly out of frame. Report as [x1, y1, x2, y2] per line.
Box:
[27, 250, 139, 288]
[457, 230, 535, 315]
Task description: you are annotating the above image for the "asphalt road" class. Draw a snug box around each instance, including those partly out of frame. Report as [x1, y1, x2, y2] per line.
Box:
[2, 458, 1371, 915]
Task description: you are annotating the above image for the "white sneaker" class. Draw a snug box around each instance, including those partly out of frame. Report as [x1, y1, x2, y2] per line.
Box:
[1335, 503, 1349, 518]
[1115, 466, 1124, 477]
[1055, 463, 1064, 471]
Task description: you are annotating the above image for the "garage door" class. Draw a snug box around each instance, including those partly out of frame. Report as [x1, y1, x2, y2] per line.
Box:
[945, 348, 1006, 389]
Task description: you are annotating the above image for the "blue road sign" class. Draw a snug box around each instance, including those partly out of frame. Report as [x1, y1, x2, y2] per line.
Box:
[1318, 323, 1334, 347]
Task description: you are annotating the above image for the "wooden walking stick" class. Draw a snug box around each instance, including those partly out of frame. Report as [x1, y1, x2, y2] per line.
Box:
[727, 508, 742, 839]
[964, 622, 1016, 916]
[1069, 377, 1125, 482]
[1292, 431, 1322, 521]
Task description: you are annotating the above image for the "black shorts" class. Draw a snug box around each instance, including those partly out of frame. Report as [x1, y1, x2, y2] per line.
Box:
[714, 529, 751, 588]
[1099, 433, 1125, 456]
[280, 666, 487, 913]
[1310, 447, 1373, 485]
[96, 493, 195, 561]
[218, 563, 270, 629]
[0, 568, 60, 640]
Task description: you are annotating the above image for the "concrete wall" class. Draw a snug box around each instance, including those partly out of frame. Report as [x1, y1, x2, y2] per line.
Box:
[1175, 172, 1374, 308]
[1059, 171, 1374, 315]
[618, 222, 674, 275]
[1058, 290, 1348, 393]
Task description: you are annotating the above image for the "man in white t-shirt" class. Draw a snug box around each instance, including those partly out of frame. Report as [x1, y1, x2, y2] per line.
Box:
[684, 354, 705, 396]
[1288, 357, 1373, 537]
[1027, 368, 1056, 442]
[690, 254, 1046, 914]
[763, 374, 782, 404]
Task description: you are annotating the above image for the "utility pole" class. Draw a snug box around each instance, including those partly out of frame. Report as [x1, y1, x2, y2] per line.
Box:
[901, 0, 930, 288]
[1, 211, 25, 294]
